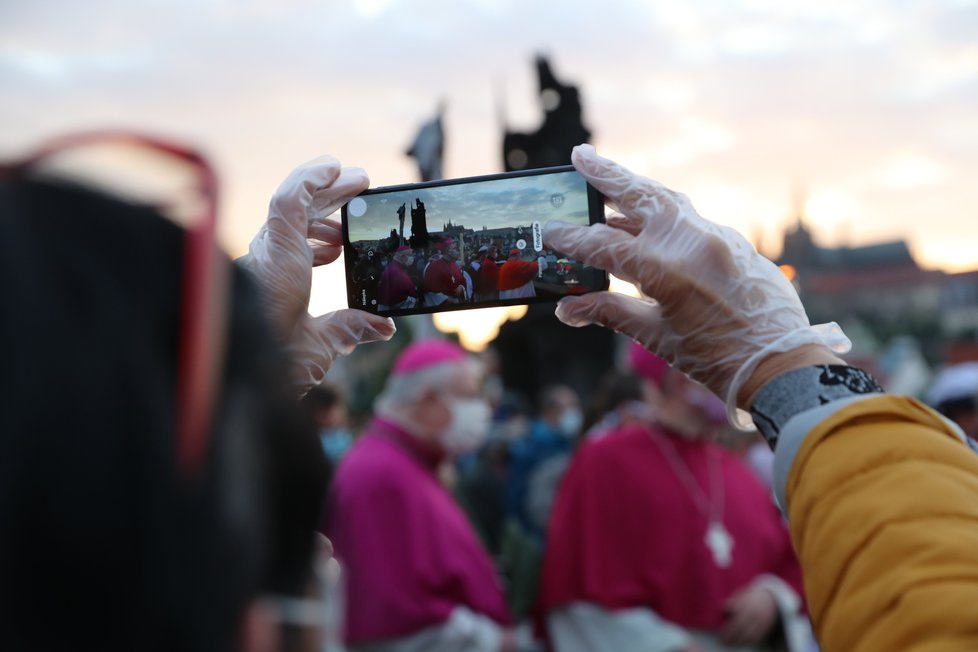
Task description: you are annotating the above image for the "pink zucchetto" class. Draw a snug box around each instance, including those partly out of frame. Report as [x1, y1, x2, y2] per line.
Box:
[392, 339, 468, 375]
[628, 342, 670, 389]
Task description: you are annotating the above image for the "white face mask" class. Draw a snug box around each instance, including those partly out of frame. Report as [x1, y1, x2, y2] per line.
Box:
[440, 397, 492, 455]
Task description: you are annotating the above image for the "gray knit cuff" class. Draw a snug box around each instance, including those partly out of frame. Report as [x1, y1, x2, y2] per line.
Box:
[750, 365, 884, 449]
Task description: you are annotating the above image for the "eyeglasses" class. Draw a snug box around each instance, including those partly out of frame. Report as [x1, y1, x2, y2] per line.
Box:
[1, 130, 227, 480]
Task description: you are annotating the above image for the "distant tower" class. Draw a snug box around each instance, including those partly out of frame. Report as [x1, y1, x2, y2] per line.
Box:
[780, 186, 818, 268]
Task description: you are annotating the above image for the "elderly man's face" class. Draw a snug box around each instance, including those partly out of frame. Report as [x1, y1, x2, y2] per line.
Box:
[416, 361, 487, 440]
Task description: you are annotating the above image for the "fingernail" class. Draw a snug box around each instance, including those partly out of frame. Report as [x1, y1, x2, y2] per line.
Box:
[554, 297, 587, 324]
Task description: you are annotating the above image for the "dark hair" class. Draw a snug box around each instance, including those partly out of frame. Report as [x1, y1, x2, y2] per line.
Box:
[302, 382, 345, 413]
[0, 176, 327, 651]
[537, 384, 575, 416]
[582, 371, 644, 433]
[936, 396, 978, 422]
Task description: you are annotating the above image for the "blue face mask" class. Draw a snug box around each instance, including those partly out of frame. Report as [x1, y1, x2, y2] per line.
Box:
[320, 429, 353, 462]
[558, 408, 583, 437]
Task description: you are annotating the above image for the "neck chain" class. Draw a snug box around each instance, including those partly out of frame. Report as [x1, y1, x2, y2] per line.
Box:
[647, 430, 735, 568]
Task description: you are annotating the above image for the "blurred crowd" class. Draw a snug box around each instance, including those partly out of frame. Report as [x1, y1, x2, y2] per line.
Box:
[305, 338, 978, 650]
[312, 337, 806, 651]
[350, 234, 593, 311]
[311, 331, 978, 652]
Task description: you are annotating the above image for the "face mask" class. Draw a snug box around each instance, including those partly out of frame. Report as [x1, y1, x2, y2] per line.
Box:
[558, 407, 583, 437]
[320, 429, 353, 462]
[440, 397, 491, 455]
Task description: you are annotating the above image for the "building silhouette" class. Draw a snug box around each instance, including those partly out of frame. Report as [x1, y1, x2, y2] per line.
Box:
[775, 217, 978, 363]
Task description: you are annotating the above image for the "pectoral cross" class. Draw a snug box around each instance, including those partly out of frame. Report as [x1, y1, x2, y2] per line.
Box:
[705, 521, 734, 568]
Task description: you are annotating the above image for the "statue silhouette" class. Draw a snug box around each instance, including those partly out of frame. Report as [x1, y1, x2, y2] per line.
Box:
[409, 198, 429, 249]
[406, 101, 446, 181]
[502, 55, 591, 171]
[396, 202, 406, 245]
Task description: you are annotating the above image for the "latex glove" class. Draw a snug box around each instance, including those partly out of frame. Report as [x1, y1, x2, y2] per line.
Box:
[543, 145, 850, 426]
[239, 156, 395, 394]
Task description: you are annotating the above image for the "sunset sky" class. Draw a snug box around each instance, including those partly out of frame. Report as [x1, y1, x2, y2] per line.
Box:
[3, 0, 976, 315]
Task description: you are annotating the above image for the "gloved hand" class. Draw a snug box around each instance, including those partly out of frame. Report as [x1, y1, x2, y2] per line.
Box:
[238, 155, 395, 394]
[543, 145, 850, 425]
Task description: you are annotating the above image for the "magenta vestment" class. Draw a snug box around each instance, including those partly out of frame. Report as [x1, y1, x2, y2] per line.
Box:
[377, 262, 416, 306]
[540, 423, 805, 632]
[327, 417, 511, 644]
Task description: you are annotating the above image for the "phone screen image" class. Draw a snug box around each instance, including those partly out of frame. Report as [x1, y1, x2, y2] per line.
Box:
[342, 166, 607, 317]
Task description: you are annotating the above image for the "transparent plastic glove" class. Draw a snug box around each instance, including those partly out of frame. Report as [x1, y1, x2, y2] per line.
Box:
[238, 156, 395, 394]
[543, 145, 850, 426]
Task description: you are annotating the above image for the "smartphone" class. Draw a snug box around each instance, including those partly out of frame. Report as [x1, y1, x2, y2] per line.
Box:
[342, 165, 607, 316]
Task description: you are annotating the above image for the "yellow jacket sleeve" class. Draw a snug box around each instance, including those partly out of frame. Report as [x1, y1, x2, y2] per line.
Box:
[785, 395, 978, 651]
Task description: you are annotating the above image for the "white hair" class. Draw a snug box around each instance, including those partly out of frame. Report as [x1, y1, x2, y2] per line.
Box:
[375, 356, 483, 418]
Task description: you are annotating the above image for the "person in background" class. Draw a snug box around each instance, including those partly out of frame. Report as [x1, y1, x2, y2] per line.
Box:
[498, 248, 546, 300]
[326, 340, 518, 652]
[507, 385, 582, 540]
[303, 382, 354, 463]
[541, 346, 810, 652]
[581, 368, 653, 438]
[463, 253, 477, 301]
[543, 144, 978, 651]
[423, 238, 466, 307]
[377, 246, 419, 311]
[926, 361, 978, 450]
[474, 244, 500, 302]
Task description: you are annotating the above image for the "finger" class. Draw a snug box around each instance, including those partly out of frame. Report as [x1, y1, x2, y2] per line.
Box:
[308, 219, 343, 245]
[723, 604, 765, 647]
[317, 309, 397, 356]
[718, 611, 752, 647]
[543, 220, 648, 287]
[316, 534, 334, 558]
[311, 243, 343, 267]
[605, 213, 643, 237]
[272, 156, 342, 221]
[554, 293, 668, 351]
[572, 144, 677, 220]
[266, 158, 343, 253]
[310, 167, 370, 219]
[294, 156, 343, 197]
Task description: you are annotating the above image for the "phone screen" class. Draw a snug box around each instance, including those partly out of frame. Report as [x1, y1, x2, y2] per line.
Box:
[342, 165, 607, 316]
